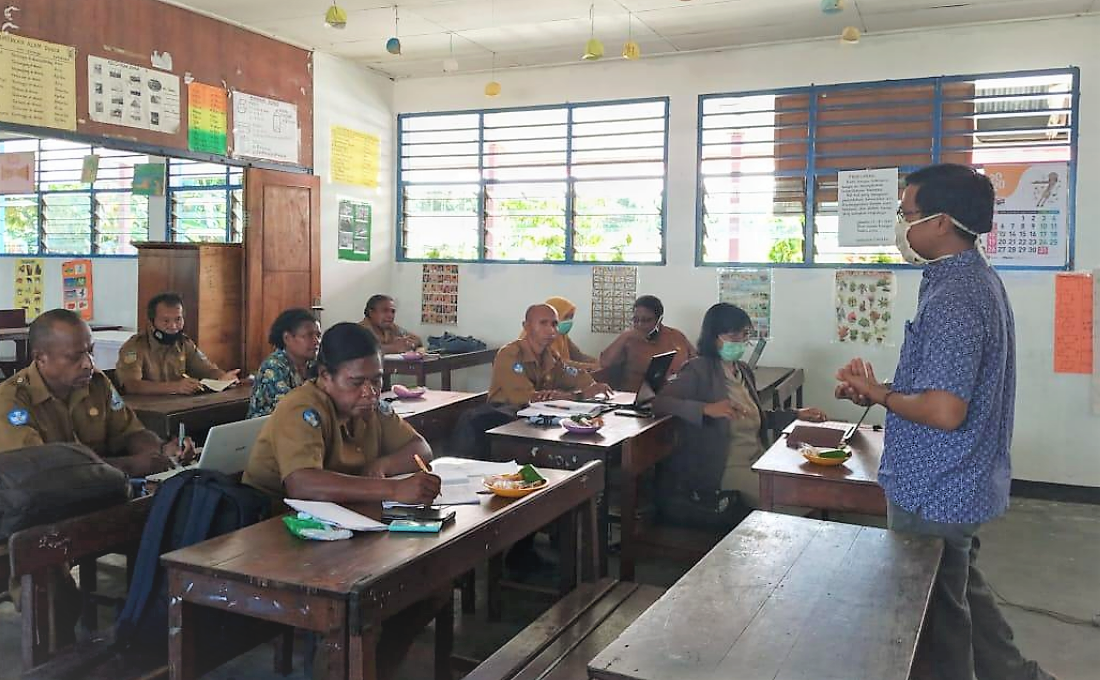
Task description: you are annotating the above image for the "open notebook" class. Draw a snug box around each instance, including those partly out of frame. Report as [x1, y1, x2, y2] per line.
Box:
[384, 457, 519, 508]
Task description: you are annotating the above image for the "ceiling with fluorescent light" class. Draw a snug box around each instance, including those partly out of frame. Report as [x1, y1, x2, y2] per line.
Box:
[161, 0, 1098, 78]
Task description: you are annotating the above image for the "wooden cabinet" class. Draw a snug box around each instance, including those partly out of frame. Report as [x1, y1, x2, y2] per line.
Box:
[134, 242, 243, 371]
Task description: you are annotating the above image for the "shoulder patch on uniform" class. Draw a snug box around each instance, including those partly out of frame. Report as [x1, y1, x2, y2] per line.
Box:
[109, 386, 125, 411]
[302, 408, 321, 428]
[377, 400, 393, 416]
[7, 408, 28, 426]
[565, 365, 579, 377]
[512, 362, 525, 374]
[123, 350, 137, 364]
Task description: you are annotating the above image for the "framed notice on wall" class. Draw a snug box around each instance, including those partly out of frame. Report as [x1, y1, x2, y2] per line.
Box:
[984, 162, 1070, 269]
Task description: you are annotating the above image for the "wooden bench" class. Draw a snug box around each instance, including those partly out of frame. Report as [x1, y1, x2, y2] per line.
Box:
[463, 579, 664, 680]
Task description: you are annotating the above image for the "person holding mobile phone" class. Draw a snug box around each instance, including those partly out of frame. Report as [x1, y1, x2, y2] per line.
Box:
[599, 295, 695, 392]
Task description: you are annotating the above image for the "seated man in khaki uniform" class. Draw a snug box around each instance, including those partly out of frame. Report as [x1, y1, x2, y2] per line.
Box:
[488, 303, 612, 407]
[243, 322, 441, 680]
[359, 294, 422, 354]
[0, 309, 193, 644]
[115, 292, 240, 395]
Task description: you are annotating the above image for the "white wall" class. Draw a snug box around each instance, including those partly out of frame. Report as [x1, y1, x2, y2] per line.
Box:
[313, 52, 396, 327]
[384, 15, 1100, 486]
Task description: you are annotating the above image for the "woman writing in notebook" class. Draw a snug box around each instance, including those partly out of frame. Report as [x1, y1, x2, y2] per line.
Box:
[242, 322, 445, 680]
[653, 303, 827, 526]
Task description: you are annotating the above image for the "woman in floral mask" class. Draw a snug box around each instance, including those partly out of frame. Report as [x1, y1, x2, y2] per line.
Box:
[653, 303, 826, 526]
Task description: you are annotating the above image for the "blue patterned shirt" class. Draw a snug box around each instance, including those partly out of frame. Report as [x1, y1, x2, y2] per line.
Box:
[247, 349, 310, 419]
[881, 248, 1015, 524]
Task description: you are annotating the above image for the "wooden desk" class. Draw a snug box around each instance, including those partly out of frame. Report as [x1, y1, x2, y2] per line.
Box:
[163, 463, 604, 680]
[124, 385, 252, 442]
[486, 400, 674, 580]
[386, 389, 486, 448]
[383, 348, 498, 390]
[754, 365, 805, 410]
[590, 511, 943, 680]
[753, 421, 887, 516]
[0, 325, 124, 371]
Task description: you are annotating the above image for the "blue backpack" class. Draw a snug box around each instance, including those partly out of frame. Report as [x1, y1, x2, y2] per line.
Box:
[115, 470, 269, 656]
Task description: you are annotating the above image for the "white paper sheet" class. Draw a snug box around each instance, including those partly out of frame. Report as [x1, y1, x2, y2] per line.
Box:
[284, 499, 386, 532]
[517, 400, 603, 418]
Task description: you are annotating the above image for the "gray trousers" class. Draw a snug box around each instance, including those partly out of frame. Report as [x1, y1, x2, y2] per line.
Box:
[887, 501, 1054, 680]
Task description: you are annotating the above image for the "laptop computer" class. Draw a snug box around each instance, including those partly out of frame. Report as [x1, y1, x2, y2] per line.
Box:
[746, 337, 767, 370]
[617, 350, 677, 414]
[146, 415, 270, 482]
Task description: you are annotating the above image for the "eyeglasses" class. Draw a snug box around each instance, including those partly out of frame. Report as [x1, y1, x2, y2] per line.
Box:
[897, 207, 922, 220]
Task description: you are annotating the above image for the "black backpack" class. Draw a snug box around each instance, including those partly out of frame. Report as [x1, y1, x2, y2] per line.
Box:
[0, 442, 130, 542]
[427, 332, 487, 355]
[115, 469, 269, 656]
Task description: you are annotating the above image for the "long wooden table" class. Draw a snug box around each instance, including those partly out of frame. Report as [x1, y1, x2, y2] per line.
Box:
[163, 463, 604, 680]
[124, 385, 252, 442]
[590, 511, 942, 680]
[383, 348, 498, 390]
[485, 394, 675, 580]
[753, 420, 887, 516]
[384, 389, 485, 448]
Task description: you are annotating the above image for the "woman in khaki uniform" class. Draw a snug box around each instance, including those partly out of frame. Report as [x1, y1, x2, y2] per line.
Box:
[654, 304, 827, 526]
[243, 322, 443, 679]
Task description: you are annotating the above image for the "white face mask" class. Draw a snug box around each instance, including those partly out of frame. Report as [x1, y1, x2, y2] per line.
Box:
[895, 212, 988, 266]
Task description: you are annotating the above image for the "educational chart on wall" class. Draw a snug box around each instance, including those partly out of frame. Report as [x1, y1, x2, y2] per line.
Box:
[337, 199, 372, 261]
[0, 152, 35, 194]
[131, 163, 165, 196]
[87, 55, 180, 134]
[591, 266, 638, 334]
[1053, 273, 1093, 375]
[421, 264, 459, 326]
[232, 92, 299, 164]
[0, 32, 77, 131]
[187, 82, 228, 155]
[834, 270, 895, 345]
[13, 258, 44, 320]
[838, 167, 899, 247]
[330, 126, 380, 188]
[61, 259, 93, 321]
[717, 268, 773, 339]
[983, 163, 1069, 268]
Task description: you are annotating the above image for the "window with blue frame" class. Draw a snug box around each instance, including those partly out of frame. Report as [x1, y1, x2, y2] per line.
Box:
[398, 98, 668, 263]
[166, 159, 243, 243]
[697, 68, 1077, 268]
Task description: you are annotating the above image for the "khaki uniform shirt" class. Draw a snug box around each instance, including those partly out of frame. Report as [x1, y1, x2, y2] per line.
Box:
[359, 318, 420, 347]
[603, 326, 696, 393]
[488, 339, 595, 407]
[243, 380, 421, 498]
[0, 364, 146, 456]
[115, 329, 222, 388]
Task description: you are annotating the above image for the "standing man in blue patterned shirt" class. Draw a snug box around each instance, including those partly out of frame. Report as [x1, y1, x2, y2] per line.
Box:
[835, 164, 1055, 680]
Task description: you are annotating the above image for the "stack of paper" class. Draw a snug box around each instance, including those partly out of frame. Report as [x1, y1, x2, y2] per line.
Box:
[517, 400, 602, 418]
[285, 499, 387, 532]
[384, 457, 519, 508]
[200, 378, 238, 392]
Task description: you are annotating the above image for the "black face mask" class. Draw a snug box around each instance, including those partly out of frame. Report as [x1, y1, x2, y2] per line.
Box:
[152, 328, 182, 345]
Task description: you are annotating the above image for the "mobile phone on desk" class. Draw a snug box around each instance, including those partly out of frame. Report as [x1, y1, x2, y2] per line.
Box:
[383, 507, 456, 523]
[388, 518, 444, 533]
[614, 409, 653, 418]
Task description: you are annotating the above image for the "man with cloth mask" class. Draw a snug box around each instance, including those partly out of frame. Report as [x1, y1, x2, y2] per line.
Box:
[834, 164, 1056, 680]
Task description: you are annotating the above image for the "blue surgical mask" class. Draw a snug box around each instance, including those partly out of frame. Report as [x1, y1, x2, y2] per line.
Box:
[557, 320, 573, 335]
[719, 341, 746, 363]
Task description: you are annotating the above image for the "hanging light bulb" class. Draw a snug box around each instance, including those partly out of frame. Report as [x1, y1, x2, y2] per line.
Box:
[840, 25, 861, 43]
[443, 33, 459, 72]
[622, 13, 640, 60]
[385, 6, 402, 54]
[485, 52, 501, 97]
[324, 2, 347, 29]
[582, 4, 604, 60]
[820, 0, 844, 14]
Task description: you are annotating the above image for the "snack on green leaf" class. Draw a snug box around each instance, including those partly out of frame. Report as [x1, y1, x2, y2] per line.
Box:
[519, 463, 545, 483]
[815, 448, 850, 459]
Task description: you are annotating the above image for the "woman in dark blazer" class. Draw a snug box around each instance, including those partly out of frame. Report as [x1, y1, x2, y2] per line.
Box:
[653, 303, 826, 522]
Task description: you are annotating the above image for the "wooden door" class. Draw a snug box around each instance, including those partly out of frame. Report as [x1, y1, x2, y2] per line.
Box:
[243, 169, 321, 373]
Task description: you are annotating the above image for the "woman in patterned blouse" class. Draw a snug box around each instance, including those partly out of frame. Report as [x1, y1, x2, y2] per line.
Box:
[247, 308, 321, 418]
